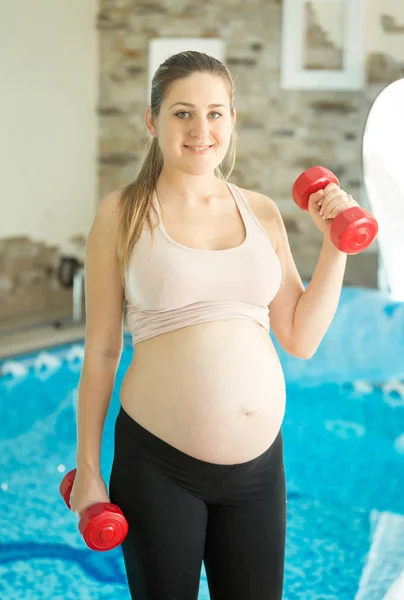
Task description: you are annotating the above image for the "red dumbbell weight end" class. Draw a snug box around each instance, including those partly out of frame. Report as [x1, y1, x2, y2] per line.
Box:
[59, 468, 128, 552]
[292, 166, 378, 255]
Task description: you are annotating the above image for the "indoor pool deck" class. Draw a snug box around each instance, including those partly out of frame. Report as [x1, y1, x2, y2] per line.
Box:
[0, 309, 86, 360]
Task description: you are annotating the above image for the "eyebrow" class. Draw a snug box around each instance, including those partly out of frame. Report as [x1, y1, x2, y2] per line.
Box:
[169, 102, 227, 109]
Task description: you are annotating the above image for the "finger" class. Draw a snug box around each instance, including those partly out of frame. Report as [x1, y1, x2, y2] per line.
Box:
[328, 199, 352, 219]
[319, 191, 341, 212]
[322, 197, 348, 219]
[309, 189, 324, 200]
[320, 193, 346, 216]
[322, 182, 340, 197]
[321, 192, 354, 218]
[309, 189, 324, 206]
[321, 186, 343, 204]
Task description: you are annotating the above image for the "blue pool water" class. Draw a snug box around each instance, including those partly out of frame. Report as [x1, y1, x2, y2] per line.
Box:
[1, 287, 404, 599]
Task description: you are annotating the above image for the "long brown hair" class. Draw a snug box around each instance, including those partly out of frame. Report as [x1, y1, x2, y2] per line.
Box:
[116, 50, 237, 281]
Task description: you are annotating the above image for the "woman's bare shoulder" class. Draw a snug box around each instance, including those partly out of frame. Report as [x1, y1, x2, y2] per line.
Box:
[89, 190, 123, 240]
[235, 185, 283, 237]
[237, 186, 280, 219]
[97, 189, 122, 217]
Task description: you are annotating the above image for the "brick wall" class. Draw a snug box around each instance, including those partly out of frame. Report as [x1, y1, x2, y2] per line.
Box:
[2, 0, 404, 320]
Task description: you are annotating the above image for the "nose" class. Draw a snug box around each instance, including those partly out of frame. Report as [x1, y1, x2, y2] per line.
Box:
[190, 116, 210, 140]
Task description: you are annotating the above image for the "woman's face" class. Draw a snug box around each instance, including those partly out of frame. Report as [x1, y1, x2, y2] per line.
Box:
[146, 72, 236, 176]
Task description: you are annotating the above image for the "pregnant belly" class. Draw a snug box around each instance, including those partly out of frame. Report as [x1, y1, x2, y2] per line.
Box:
[120, 320, 286, 464]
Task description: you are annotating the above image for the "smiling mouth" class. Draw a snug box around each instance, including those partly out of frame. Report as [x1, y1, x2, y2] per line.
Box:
[183, 144, 215, 153]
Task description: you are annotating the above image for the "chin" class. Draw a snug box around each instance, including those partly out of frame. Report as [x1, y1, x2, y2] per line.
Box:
[185, 163, 222, 176]
[183, 154, 228, 175]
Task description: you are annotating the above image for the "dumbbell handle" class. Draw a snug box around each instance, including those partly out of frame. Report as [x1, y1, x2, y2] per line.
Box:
[59, 468, 128, 552]
[292, 166, 339, 210]
[292, 166, 378, 254]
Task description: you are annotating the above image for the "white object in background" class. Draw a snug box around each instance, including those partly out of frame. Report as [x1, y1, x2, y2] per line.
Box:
[363, 78, 404, 302]
[148, 38, 225, 100]
[0, 361, 29, 378]
[281, 0, 365, 90]
[73, 268, 85, 322]
[354, 510, 404, 600]
[384, 569, 404, 599]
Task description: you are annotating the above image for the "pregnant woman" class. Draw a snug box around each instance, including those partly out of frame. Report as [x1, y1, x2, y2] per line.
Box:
[70, 50, 355, 599]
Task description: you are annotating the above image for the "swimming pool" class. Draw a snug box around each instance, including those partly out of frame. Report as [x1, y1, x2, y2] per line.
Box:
[1, 287, 404, 599]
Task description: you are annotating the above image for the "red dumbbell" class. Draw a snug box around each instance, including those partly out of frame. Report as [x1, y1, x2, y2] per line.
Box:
[292, 166, 378, 254]
[59, 468, 128, 552]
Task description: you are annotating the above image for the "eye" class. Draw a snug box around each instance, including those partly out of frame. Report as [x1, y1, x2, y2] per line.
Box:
[174, 111, 223, 119]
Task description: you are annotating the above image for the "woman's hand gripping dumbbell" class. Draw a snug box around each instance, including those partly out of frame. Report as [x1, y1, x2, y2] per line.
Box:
[60, 468, 128, 552]
[292, 166, 378, 254]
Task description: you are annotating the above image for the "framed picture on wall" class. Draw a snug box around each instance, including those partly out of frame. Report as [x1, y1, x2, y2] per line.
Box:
[148, 38, 226, 100]
[280, 0, 365, 90]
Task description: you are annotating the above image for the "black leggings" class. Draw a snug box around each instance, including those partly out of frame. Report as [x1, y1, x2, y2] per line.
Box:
[109, 406, 286, 600]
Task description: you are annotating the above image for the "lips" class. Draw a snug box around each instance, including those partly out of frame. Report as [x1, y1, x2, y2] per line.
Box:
[183, 144, 215, 153]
